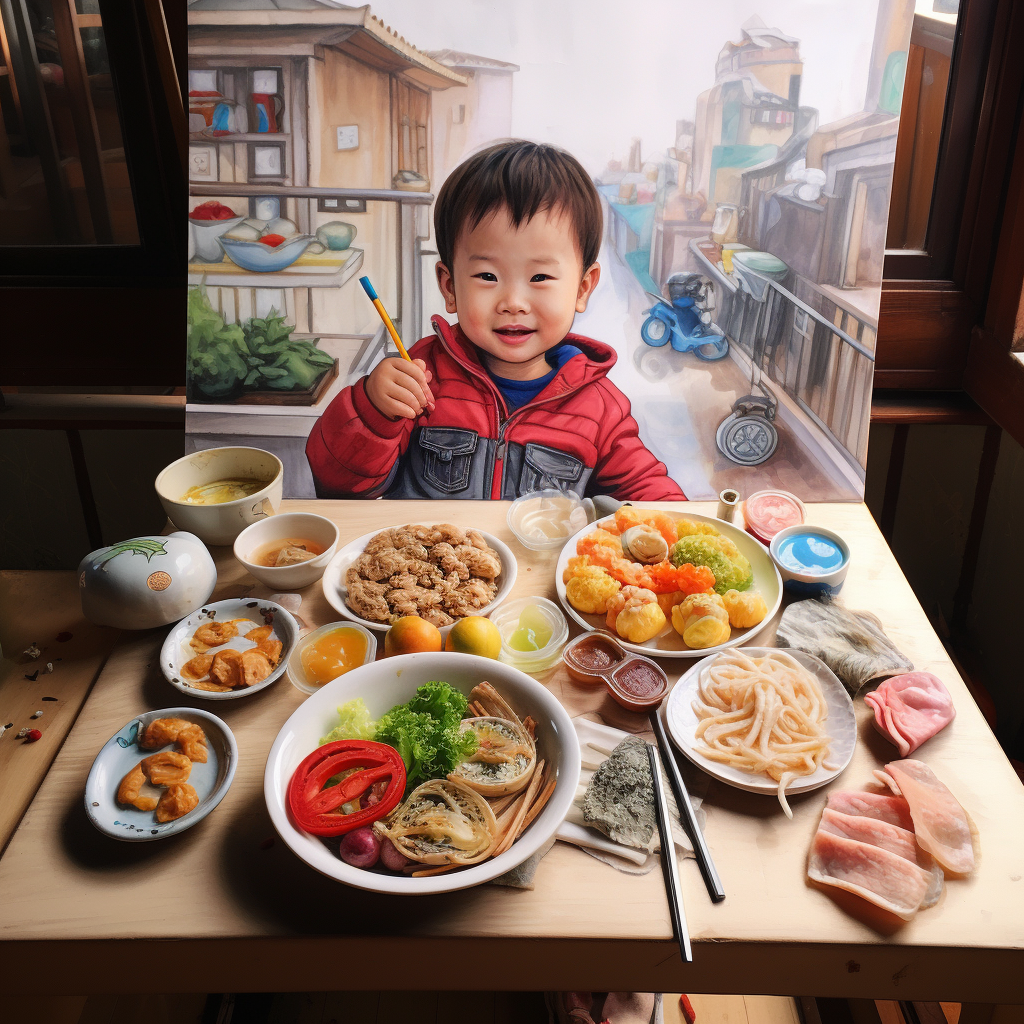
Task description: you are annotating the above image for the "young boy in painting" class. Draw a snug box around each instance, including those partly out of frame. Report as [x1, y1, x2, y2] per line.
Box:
[306, 140, 685, 501]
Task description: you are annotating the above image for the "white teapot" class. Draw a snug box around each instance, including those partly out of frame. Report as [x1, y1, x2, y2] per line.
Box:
[79, 532, 217, 629]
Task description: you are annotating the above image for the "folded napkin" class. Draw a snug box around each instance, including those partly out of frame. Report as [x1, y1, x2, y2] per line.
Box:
[557, 716, 706, 874]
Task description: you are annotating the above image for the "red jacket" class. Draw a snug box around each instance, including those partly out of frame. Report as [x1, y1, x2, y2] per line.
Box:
[306, 316, 685, 501]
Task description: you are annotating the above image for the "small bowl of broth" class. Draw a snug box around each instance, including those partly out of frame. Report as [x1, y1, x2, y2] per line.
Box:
[287, 621, 377, 695]
[155, 447, 284, 546]
[234, 512, 340, 589]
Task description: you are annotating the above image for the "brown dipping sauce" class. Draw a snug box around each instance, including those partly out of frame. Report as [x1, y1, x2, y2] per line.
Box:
[563, 632, 668, 712]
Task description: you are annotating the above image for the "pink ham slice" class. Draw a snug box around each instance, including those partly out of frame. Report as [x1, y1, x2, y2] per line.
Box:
[808, 828, 934, 920]
[818, 808, 943, 908]
[864, 673, 955, 757]
[883, 760, 975, 875]
[825, 790, 914, 831]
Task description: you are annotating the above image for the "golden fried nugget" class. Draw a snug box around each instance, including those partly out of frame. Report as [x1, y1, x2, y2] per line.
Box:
[155, 783, 199, 822]
[188, 680, 234, 693]
[210, 648, 243, 687]
[193, 620, 239, 648]
[117, 763, 158, 811]
[142, 751, 192, 786]
[240, 648, 273, 687]
[245, 624, 273, 644]
[140, 718, 208, 763]
[181, 654, 214, 681]
[257, 637, 282, 665]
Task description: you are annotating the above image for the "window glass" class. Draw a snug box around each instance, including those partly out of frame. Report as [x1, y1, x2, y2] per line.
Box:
[0, 0, 139, 244]
[886, 0, 961, 251]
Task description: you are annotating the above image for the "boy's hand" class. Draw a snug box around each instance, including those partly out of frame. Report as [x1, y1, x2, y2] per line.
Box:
[365, 357, 435, 420]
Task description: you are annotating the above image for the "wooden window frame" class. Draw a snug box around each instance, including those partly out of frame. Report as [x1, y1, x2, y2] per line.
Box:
[877, 0, 1024, 445]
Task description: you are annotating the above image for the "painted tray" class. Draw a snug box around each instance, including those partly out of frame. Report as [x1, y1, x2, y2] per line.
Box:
[554, 509, 782, 658]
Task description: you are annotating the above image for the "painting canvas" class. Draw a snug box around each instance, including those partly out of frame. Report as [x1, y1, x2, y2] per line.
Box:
[186, 0, 914, 502]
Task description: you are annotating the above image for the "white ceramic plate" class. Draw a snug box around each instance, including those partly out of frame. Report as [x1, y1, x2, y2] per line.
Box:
[160, 597, 298, 700]
[555, 510, 783, 658]
[264, 651, 580, 895]
[664, 647, 856, 798]
[84, 707, 237, 841]
[321, 526, 517, 633]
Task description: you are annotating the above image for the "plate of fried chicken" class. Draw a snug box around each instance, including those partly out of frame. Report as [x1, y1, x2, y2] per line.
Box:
[321, 522, 517, 631]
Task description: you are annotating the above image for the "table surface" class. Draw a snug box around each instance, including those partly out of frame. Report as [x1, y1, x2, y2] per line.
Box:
[1, 501, 1022, 1001]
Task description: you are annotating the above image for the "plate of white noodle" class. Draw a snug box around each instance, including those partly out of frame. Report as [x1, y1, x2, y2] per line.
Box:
[664, 647, 856, 817]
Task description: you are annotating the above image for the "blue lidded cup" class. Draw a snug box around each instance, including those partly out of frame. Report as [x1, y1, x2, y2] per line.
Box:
[769, 524, 850, 598]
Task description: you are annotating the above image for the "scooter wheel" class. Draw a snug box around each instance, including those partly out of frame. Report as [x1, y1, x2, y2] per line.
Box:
[695, 335, 730, 361]
[641, 316, 670, 347]
[716, 413, 779, 466]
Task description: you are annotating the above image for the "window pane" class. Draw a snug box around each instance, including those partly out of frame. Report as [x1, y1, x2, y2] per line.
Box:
[886, 0, 961, 251]
[0, 0, 139, 245]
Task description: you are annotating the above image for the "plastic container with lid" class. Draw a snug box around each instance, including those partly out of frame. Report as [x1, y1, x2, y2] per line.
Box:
[742, 489, 806, 544]
[287, 621, 376, 695]
[562, 631, 669, 713]
[506, 489, 590, 551]
[489, 596, 568, 674]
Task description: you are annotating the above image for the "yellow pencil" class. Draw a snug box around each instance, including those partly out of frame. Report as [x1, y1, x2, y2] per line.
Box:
[359, 276, 411, 361]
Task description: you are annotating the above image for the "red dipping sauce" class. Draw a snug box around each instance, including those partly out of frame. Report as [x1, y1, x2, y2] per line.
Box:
[563, 633, 624, 685]
[608, 657, 668, 712]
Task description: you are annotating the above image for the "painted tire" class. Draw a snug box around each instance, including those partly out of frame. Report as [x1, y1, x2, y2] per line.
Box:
[640, 315, 670, 347]
[695, 335, 730, 361]
[716, 413, 779, 466]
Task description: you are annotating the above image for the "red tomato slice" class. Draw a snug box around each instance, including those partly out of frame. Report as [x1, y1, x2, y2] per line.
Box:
[260, 233, 287, 247]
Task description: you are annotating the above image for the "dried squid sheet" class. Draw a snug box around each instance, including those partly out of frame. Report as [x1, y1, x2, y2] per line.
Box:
[775, 599, 913, 695]
[883, 759, 976, 876]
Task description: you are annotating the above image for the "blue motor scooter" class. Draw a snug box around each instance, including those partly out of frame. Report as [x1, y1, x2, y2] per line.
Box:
[640, 273, 729, 361]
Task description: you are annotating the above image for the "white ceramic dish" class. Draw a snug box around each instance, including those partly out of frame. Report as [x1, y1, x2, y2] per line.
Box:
[264, 651, 581, 894]
[554, 510, 782, 658]
[234, 512, 340, 590]
[84, 707, 237, 842]
[663, 647, 856, 799]
[160, 598, 299, 700]
[286, 621, 377, 695]
[155, 447, 284, 547]
[321, 526, 517, 633]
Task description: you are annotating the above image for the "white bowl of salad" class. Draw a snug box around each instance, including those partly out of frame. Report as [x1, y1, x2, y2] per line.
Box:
[263, 651, 580, 894]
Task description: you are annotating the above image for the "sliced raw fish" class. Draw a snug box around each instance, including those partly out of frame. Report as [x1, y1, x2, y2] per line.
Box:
[808, 829, 933, 920]
[884, 760, 975, 875]
[864, 672, 955, 757]
[819, 808, 943, 908]
[826, 790, 914, 831]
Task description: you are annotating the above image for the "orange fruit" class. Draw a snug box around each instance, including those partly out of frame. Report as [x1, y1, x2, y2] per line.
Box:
[384, 615, 442, 657]
[444, 616, 502, 660]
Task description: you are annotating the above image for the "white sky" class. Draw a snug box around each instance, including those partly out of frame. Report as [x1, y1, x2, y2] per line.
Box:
[368, 0, 893, 173]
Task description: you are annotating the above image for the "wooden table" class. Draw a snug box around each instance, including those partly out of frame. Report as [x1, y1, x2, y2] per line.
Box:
[1, 502, 1022, 1002]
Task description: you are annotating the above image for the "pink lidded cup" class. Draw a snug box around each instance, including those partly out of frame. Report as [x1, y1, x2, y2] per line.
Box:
[742, 489, 806, 545]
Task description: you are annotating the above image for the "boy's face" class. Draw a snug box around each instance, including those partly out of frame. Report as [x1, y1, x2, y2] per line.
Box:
[435, 206, 600, 379]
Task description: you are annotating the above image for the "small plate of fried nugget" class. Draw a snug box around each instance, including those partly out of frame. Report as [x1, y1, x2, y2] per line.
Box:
[84, 707, 237, 842]
[320, 522, 517, 633]
[160, 598, 298, 700]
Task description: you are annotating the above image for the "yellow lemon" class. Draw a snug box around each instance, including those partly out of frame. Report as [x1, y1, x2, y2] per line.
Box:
[444, 615, 502, 659]
[384, 615, 442, 657]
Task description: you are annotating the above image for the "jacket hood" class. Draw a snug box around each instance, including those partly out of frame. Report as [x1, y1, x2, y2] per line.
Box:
[429, 315, 618, 393]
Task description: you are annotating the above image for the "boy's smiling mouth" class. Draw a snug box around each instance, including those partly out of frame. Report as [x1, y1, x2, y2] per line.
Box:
[493, 325, 536, 342]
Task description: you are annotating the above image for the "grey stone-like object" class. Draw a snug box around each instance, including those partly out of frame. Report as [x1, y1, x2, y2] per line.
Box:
[582, 735, 656, 852]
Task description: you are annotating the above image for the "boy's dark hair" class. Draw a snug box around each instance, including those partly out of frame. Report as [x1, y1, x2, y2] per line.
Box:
[434, 140, 602, 273]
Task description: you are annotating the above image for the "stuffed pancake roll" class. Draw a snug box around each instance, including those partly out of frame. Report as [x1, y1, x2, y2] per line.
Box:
[449, 717, 536, 797]
[374, 778, 498, 866]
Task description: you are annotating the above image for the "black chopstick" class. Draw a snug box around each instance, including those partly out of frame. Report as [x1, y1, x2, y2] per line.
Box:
[650, 709, 726, 903]
[647, 743, 692, 963]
